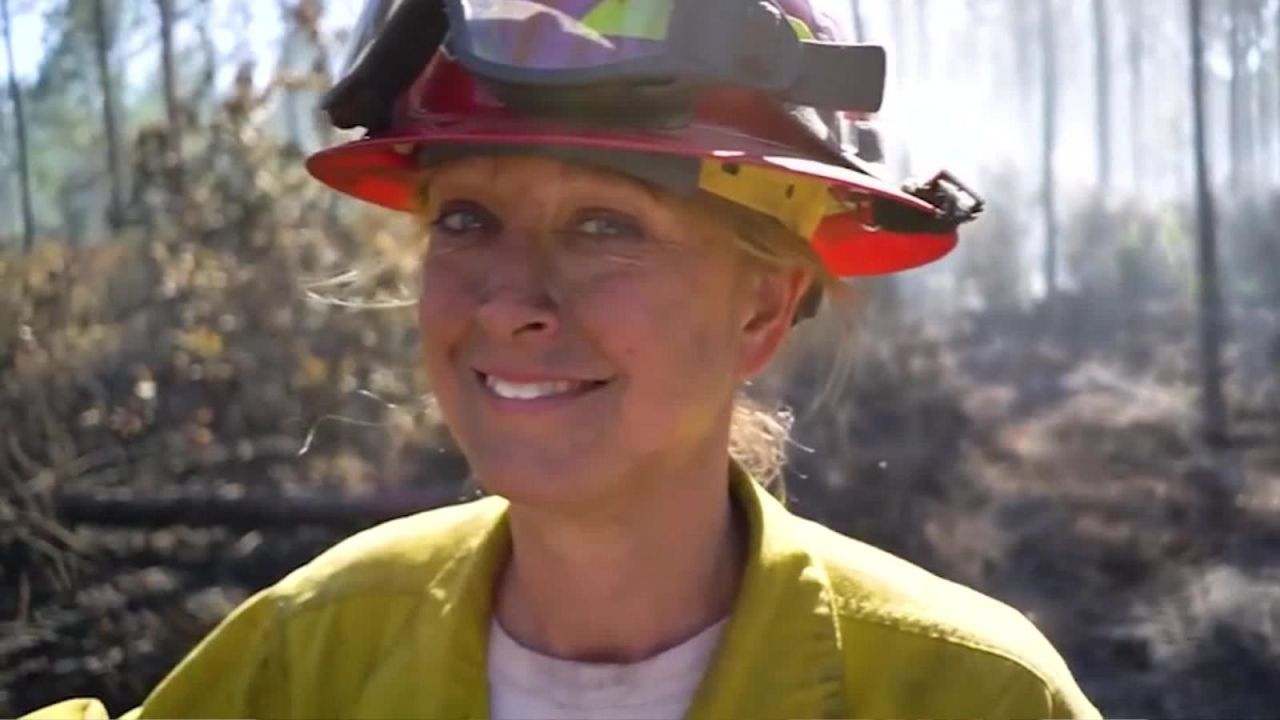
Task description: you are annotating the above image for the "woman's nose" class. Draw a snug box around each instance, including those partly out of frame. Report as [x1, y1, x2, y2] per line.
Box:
[473, 250, 560, 340]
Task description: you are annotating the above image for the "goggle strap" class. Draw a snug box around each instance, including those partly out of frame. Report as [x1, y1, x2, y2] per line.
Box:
[786, 43, 886, 113]
[323, 0, 446, 131]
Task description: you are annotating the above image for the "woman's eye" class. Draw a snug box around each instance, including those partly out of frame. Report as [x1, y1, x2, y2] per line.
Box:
[574, 213, 644, 242]
[431, 203, 492, 236]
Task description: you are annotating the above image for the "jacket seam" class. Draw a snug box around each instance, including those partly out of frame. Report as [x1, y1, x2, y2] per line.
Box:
[269, 592, 291, 716]
[812, 561, 853, 713]
[833, 599, 1060, 700]
[275, 547, 478, 613]
[277, 581, 432, 621]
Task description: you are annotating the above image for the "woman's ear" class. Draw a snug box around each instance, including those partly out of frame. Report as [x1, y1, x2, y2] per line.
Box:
[737, 267, 813, 379]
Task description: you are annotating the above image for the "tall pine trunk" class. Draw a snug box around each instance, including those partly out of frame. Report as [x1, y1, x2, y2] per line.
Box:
[1128, 0, 1145, 186]
[156, 0, 183, 193]
[1012, 2, 1036, 177]
[1228, 0, 1247, 185]
[1188, 0, 1230, 449]
[1, 0, 35, 252]
[91, 0, 126, 229]
[0, 70, 11, 239]
[1093, 0, 1112, 191]
[1040, 0, 1059, 300]
[889, 0, 911, 175]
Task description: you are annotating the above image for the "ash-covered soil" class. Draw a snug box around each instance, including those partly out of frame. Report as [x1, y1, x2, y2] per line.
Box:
[4, 220, 1279, 717]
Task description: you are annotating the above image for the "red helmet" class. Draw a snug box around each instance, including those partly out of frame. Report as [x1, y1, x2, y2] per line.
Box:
[309, 0, 981, 276]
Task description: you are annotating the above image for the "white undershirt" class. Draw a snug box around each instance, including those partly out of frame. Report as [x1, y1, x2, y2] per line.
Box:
[487, 617, 727, 720]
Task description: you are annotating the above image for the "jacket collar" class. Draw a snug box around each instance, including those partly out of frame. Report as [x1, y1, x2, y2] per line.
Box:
[687, 464, 847, 719]
[398, 464, 847, 719]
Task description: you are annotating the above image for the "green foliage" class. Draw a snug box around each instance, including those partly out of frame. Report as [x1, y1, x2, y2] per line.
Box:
[952, 166, 1030, 313]
[1060, 195, 1194, 310]
[1221, 193, 1280, 308]
[0, 116, 457, 714]
[30, 0, 99, 102]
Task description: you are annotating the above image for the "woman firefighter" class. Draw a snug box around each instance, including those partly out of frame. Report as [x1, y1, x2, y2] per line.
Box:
[26, 1, 1098, 718]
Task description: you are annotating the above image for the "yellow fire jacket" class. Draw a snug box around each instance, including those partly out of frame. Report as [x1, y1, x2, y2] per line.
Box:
[25, 468, 1100, 719]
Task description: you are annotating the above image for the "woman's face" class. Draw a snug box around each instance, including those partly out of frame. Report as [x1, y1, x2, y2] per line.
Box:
[417, 155, 806, 509]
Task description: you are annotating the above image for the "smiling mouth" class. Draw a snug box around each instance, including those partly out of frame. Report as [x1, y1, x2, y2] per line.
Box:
[477, 372, 610, 401]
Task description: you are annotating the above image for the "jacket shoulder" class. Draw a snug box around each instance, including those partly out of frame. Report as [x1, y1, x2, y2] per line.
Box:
[794, 517, 1098, 717]
[132, 497, 506, 720]
[798, 516, 1050, 660]
[272, 495, 508, 608]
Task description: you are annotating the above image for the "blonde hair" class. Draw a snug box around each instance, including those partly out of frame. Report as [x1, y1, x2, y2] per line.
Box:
[679, 191, 851, 496]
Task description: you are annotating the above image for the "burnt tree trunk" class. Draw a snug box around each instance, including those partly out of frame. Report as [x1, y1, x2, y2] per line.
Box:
[55, 487, 463, 530]
[889, 0, 911, 174]
[91, 0, 126, 230]
[1011, 1, 1037, 181]
[1040, 0, 1059, 300]
[1093, 0, 1113, 191]
[1188, 0, 1231, 449]
[1, 0, 35, 252]
[1228, 0, 1248, 185]
[0, 73, 11, 237]
[1128, 0, 1145, 186]
[155, 0, 183, 194]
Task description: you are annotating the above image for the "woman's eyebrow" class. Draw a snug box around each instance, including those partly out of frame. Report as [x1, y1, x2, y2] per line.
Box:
[571, 168, 665, 204]
[559, 177, 668, 214]
[429, 165, 668, 220]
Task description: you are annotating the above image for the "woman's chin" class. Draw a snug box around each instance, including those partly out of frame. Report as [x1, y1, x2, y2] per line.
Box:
[469, 451, 608, 509]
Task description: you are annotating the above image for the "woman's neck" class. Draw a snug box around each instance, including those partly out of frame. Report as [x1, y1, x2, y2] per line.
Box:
[493, 454, 746, 664]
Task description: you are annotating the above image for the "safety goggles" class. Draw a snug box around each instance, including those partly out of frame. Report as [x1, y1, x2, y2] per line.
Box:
[443, 0, 886, 112]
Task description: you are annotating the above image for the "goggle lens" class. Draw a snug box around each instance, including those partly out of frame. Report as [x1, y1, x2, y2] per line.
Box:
[457, 0, 674, 70]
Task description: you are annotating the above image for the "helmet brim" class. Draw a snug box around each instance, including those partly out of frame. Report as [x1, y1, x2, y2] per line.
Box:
[306, 119, 956, 276]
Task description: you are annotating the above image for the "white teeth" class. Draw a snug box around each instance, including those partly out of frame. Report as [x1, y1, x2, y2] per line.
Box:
[484, 376, 584, 400]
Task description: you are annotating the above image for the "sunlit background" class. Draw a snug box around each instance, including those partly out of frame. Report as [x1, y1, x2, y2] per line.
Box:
[0, 1, 1277, 718]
